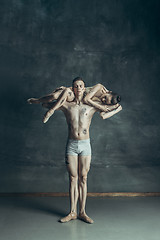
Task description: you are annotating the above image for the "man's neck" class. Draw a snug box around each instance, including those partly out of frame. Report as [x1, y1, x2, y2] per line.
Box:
[74, 95, 83, 105]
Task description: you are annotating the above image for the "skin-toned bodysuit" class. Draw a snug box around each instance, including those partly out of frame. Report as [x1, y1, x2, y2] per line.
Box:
[27, 84, 120, 123]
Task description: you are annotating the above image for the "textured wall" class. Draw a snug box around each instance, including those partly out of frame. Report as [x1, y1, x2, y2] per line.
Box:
[0, 0, 160, 192]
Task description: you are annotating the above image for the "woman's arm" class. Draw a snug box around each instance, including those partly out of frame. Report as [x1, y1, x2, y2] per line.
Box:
[100, 105, 122, 119]
[84, 84, 110, 103]
[85, 98, 120, 112]
[27, 86, 66, 104]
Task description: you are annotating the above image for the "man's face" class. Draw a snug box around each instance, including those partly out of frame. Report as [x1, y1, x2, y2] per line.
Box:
[73, 80, 85, 97]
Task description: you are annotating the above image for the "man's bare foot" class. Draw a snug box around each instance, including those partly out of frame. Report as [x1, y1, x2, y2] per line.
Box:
[59, 212, 77, 223]
[78, 213, 94, 224]
[27, 98, 39, 104]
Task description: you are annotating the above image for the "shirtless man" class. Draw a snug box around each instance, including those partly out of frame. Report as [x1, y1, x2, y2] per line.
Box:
[57, 77, 122, 224]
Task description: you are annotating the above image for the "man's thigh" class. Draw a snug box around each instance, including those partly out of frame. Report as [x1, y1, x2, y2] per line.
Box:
[66, 155, 78, 177]
[78, 155, 91, 176]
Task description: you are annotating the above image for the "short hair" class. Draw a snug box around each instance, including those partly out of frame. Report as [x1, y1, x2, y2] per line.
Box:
[72, 77, 85, 88]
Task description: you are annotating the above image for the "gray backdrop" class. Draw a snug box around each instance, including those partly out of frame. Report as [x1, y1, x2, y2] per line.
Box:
[0, 0, 160, 192]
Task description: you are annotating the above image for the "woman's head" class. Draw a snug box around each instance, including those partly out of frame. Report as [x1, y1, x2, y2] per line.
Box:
[101, 92, 121, 105]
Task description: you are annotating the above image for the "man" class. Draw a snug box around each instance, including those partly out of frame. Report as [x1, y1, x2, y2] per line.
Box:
[27, 77, 122, 223]
[58, 77, 122, 224]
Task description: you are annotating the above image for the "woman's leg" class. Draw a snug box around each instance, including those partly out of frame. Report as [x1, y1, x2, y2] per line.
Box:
[43, 88, 74, 123]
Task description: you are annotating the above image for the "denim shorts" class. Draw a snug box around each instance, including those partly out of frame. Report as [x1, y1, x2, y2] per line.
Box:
[65, 139, 91, 156]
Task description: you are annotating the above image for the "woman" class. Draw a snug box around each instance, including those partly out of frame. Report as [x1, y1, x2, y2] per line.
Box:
[27, 83, 121, 123]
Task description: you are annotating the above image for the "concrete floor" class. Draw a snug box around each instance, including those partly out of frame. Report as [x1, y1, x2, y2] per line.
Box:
[0, 196, 160, 240]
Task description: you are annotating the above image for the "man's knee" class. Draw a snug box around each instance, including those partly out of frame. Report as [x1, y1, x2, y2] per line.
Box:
[70, 175, 78, 183]
[79, 174, 88, 184]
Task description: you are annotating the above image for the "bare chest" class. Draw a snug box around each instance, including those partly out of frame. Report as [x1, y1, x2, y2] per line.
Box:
[63, 102, 94, 123]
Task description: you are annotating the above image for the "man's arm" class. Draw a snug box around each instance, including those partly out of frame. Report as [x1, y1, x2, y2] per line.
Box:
[100, 105, 122, 119]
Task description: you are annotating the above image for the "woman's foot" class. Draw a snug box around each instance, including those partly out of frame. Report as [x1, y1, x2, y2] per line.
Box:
[43, 111, 54, 123]
[27, 98, 39, 104]
[43, 114, 50, 123]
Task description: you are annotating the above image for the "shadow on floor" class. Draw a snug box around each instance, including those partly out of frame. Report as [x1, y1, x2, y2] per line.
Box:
[0, 197, 67, 218]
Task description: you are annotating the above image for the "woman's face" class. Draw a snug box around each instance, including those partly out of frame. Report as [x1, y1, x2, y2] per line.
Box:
[101, 93, 113, 105]
[101, 93, 121, 105]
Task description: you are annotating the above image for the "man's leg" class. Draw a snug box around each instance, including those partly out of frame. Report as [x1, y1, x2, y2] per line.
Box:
[78, 155, 94, 224]
[60, 155, 79, 223]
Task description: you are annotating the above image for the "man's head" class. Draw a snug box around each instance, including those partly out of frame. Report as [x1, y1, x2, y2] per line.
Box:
[72, 77, 85, 98]
[101, 92, 121, 105]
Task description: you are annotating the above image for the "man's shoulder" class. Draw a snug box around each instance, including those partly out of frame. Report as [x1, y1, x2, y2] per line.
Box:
[60, 100, 75, 109]
[82, 103, 97, 114]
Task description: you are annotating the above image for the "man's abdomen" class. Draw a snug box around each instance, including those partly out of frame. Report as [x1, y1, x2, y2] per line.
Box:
[68, 127, 89, 140]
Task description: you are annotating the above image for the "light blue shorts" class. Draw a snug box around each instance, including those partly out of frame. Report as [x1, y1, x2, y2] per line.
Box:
[65, 139, 91, 156]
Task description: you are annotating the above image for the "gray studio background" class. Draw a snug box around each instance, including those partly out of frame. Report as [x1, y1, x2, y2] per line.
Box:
[0, 0, 160, 192]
